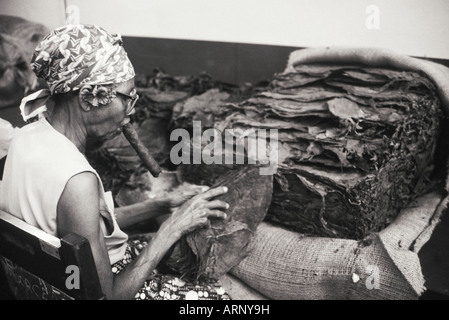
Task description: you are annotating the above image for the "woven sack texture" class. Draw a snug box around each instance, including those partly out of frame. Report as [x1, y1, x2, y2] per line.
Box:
[230, 192, 447, 299]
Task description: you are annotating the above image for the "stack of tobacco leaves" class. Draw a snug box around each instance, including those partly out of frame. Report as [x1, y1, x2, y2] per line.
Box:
[180, 64, 442, 240]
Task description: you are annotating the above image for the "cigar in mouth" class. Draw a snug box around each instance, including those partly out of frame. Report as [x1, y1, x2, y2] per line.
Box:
[122, 122, 162, 177]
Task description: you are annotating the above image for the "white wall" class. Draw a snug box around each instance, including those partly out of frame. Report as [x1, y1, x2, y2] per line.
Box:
[1, 0, 448, 59]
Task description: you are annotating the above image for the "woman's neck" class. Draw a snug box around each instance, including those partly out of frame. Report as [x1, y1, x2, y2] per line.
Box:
[47, 100, 88, 154]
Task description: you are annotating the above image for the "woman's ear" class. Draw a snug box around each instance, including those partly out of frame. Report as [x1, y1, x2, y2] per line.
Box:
[78, 95, 92, 111]
[78, 85, 93, 111]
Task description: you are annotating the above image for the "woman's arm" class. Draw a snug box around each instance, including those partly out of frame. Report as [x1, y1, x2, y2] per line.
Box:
[114, 183, 209, 229]
[56, 171, 228, 300]
[114, 198, 171, 229]
[57, 172, 172, 299]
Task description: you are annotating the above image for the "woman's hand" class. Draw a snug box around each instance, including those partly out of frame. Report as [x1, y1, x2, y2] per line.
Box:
[166, 183, 210, 208]
[160, 186, 229, 240]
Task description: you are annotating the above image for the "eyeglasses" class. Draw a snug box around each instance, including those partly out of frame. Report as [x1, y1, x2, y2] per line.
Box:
[115, 88, 139, 115]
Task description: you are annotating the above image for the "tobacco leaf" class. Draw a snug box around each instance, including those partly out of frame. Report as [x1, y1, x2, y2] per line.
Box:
[159, 166, 273, 281]
[327, 98, 366, 120]
[171, 89, 231, 129]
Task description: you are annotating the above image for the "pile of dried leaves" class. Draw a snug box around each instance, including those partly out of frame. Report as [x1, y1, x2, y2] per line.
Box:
[180, 64, 443, 240]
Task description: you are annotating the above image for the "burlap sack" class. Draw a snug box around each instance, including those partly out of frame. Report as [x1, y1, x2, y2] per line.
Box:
[228, 47, 449, 300]
[230, 192, 447, 300]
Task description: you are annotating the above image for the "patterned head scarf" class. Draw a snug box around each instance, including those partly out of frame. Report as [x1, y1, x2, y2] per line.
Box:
[19, 24, 135, 121]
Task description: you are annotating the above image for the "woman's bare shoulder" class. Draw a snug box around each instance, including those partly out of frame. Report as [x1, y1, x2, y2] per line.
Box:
[57, 171, 101, 229]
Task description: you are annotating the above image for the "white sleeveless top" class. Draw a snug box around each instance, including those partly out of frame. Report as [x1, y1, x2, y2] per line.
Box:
[0, 117, 128, 265]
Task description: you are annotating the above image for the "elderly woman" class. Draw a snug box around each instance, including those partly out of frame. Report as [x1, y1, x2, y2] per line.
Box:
[0, 24, 230, 300]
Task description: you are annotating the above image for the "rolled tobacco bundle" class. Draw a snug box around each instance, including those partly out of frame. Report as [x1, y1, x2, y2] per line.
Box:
[158, 166, 273, 281]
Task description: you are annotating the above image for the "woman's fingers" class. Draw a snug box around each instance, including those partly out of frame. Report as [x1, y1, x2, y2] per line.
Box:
[167, 184, 210, 208]
[196, 186, 228, 201]
[173, 187, 229, 234]
[198, 185, 210, 193]
[204, 210, 227, 220]
[202, 199, 229, 210]
[181, 184, 209, 196]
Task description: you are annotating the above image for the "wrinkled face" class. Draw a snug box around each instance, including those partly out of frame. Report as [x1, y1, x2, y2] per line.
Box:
[84, 78, 137, 148]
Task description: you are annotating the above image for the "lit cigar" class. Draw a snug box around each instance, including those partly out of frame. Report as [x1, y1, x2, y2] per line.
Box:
[122, 122, 162, 177]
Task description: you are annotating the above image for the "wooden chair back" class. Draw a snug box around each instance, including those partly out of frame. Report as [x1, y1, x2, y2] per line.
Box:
[0, 209, 105, 300]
